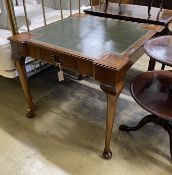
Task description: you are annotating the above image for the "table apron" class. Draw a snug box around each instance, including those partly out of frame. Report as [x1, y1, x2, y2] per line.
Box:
[11, 41, 139, 87]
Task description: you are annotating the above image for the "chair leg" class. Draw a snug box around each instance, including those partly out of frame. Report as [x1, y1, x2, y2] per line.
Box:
[119, 114, 157, 132]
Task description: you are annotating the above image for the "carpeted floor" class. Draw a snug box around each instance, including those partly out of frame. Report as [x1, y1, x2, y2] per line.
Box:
[0, 54, 171, 175]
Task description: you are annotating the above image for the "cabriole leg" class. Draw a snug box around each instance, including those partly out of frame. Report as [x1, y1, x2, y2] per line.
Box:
[16, 57, 35, 118]
[101, 82, 124, 159]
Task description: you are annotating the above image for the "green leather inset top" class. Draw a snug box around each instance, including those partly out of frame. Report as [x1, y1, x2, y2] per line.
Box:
[32, 16, 149, 58]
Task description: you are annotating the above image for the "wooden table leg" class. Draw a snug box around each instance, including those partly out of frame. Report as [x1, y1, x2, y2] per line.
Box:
[105, 0, 109, 12]
[16, 57, 35, 118]
[119, 0, 122, 6]
[160, 0, 164, 11]
[15, 0, 19, 6]
[100, 82, 124, 159]
[148, 0, 154, 17]
[148, 57, 156, 71]
[161, 63, 165, 70]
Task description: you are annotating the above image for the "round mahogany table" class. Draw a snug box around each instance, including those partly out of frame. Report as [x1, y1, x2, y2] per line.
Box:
[144, 35, 172, 71]
[120, 71, 172, 157]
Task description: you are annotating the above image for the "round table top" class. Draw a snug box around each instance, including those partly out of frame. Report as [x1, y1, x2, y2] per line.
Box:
[131, 71, 172, 120]
[144, 35, 172, 67]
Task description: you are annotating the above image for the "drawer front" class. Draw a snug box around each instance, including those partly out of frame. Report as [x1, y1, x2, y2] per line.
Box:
[27, 44, 78, 71]
[40, 48, 78, 71]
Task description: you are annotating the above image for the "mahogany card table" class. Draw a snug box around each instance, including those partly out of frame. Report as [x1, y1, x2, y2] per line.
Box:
[9, 14, 164, 159]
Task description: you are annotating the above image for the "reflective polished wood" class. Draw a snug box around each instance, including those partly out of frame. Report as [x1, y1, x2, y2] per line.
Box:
[144, 35, 172, 70]
[131, 71, 172, 120]
[120, 70, 172, 157]
[8, 14, 164, 159]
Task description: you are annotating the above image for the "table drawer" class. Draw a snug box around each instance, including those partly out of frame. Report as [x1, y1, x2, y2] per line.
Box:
[40, 48, 78, 71]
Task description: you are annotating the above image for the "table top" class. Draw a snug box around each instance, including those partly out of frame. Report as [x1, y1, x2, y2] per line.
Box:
[31, 15, 150, 59]
[144, 35, 172, 67]
[84, 3, 172, 26]
[9, 14, 164, 85]
[131, 70, 172, 120]
[9, 14, 164, 75]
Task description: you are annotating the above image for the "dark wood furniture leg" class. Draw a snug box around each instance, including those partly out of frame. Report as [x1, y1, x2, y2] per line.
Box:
[16, 57, 35, 118]
[119, 0, 123, 6]
[119, 114, 172, 157]
[15, 0, 19, 6]
[148, 57, 156, 71]
[78, 73, 82, 80]
[148, 0, 154, 17]
[161, 63, 165, 70]
[105, 0, 109, 11]
[160, 0, 164, 11]
[101, 82, 124, 159]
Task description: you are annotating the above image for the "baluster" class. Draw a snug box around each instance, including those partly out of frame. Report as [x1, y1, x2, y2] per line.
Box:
[22, 0, 30, 31]
[79, 0, 81, 14]
[41, 0, 46, 26]
[91, 0, 93, 11]
[70, 0, 72, 16]
[4, 0, 19, 35]
[60, 0, 63, 19]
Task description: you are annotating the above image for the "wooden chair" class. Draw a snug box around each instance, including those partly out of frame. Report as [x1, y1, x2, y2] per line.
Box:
[119, 36, 172, 157]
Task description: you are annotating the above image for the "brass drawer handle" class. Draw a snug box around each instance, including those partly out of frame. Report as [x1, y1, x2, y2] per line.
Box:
[51, 55, 63, 64]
